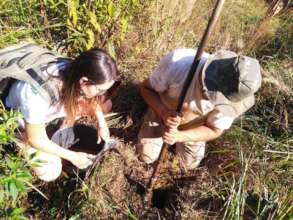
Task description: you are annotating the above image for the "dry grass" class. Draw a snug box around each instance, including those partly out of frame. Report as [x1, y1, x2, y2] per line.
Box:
[1, 0, 292, 219]
[78, 1, 292, 219]
[60, 0, 293, 218]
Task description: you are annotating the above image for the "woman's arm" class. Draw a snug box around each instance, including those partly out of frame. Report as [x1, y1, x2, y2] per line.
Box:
[77, 96, 110, 143]
[26, 123, 75, 160]
[95, 99, 110, 143]
[25, 123, 95, 169]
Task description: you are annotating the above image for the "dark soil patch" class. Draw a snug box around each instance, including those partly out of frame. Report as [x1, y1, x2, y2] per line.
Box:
[151, 187, 173, 209]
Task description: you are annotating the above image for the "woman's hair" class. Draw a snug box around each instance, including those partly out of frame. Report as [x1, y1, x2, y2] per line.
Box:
[60, 48, 119, 123]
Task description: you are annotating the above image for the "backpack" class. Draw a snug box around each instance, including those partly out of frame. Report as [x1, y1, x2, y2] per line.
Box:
[0, 43, 69, 105]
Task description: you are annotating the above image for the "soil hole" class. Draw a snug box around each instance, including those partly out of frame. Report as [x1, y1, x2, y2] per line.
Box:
[151, 188, 171, 209]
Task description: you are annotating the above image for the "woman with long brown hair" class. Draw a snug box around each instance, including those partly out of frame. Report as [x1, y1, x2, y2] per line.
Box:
[3, 47, 120, 181]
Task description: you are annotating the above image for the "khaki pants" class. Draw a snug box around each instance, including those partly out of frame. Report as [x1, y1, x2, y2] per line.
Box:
[137, 109, 205, 170]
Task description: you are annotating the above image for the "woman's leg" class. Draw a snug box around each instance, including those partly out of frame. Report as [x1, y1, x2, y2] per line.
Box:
[25, 147, 62, 182]
[14, 120, 63, 182]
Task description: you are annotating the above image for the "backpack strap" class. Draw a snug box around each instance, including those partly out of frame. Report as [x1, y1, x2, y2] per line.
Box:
[0, 64, 54, 104]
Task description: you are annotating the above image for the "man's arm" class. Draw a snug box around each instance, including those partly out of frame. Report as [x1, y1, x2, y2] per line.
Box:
[140, 78, 224, 144]
[139, 79, 167, 119]
[163, 124, 224, 145]
[139, 79, 180, 127]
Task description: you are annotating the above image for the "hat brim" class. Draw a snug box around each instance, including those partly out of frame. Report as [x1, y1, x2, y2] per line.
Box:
[201, 50, 256, 117]
[201, 50, 238, 105]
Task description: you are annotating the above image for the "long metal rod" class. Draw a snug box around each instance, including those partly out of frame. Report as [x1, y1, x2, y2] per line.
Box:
[144, 0, 226, 201]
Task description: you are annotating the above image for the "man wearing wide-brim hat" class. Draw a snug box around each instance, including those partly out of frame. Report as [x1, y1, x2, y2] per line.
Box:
[137, 48, 262, 170]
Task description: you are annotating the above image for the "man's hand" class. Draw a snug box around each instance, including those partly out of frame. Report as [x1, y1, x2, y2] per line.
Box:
[163, 126, 182, 145]
[97, 126, 110, 144]
[161, 109, 182, 145]
[70, 152, 96, 169]
[161, 109, 181, 128]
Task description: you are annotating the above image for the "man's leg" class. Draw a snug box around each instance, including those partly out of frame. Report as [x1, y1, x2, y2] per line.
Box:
[176, 141, 206, 170]
[136, 108, 164, 164]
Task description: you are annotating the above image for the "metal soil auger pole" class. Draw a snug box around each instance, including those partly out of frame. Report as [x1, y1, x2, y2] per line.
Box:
[144, 0, 226, 203]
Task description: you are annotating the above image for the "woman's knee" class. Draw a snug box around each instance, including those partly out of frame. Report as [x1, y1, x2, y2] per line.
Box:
[27, 150, 62, 182]
[33, 157, 62, 182]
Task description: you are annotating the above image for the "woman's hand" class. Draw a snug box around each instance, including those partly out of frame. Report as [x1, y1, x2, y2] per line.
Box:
[97, 126, 110, 144]
[70, 152, 96, 169]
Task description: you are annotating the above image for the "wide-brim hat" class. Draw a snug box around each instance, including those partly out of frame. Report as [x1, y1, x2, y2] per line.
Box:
[201, 50, 262, 116]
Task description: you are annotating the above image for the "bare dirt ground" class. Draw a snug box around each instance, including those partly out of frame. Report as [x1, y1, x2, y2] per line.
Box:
[26, 113, 245, 219]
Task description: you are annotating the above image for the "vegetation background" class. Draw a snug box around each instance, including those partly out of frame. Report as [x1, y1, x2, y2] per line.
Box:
[0, 0, 292, 219]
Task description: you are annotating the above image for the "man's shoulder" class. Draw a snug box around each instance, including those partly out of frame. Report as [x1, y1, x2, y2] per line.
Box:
[169, 48, 197, 56]
[162, 48, 196, 61]
[160, 48, 210, 65]
[214, 95, 255, 118]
